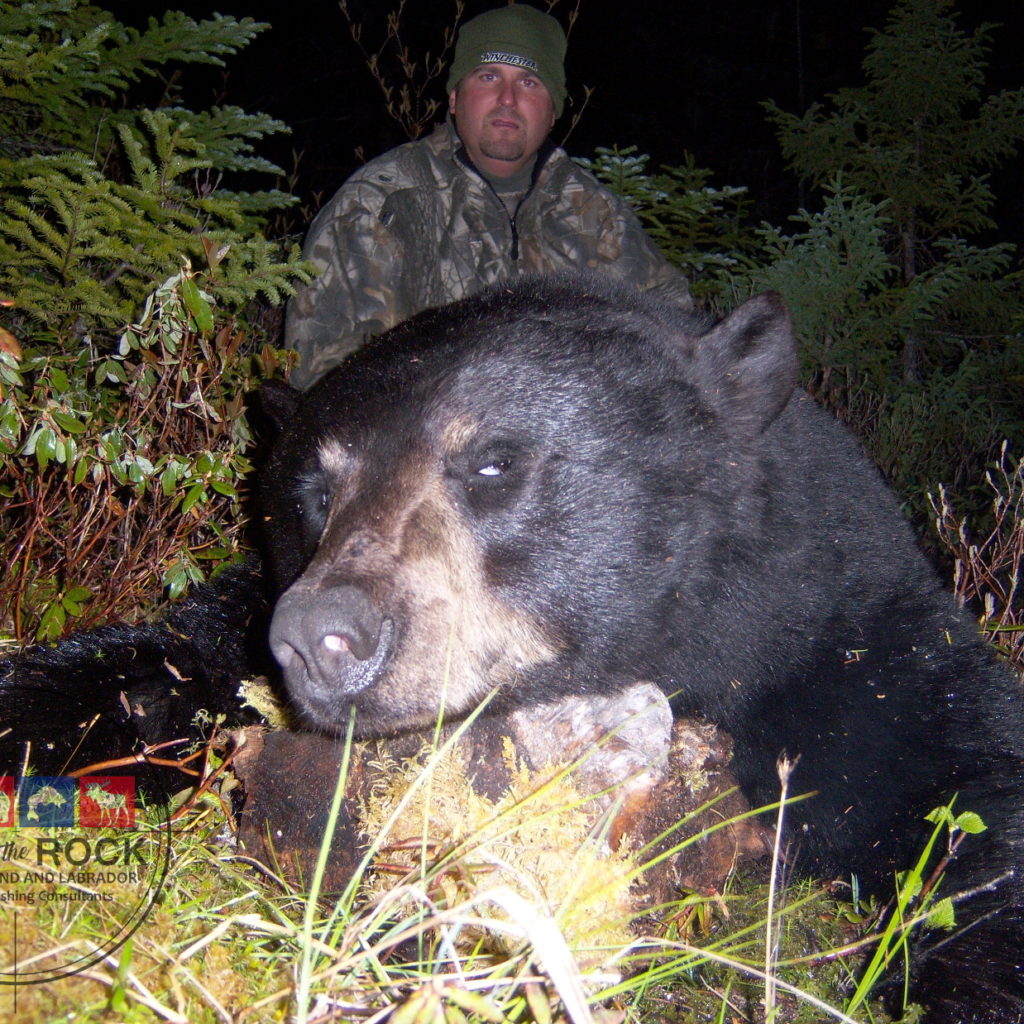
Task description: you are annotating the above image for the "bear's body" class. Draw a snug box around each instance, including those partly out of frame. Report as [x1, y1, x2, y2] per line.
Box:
[3, 275, 1023, 1021]
[264, 276, 1024, 1023]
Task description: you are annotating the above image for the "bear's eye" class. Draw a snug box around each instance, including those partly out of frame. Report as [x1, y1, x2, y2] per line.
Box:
[467, 443, 522, 482]
[455, 443, 530, 513]
[304, 487, 329, 521]
[296, 469, 332, 540]
[476, 456, 514, 477]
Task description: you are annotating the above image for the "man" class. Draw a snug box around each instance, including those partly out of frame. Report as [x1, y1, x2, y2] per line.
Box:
[286, 3, 692, 389]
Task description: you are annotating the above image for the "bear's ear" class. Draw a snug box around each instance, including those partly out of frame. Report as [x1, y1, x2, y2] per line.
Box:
[684, 291, 799, 434]
[258, 379, 302, 432]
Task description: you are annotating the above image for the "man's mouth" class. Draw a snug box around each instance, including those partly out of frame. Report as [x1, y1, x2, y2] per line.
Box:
[489, 115, 523, 131]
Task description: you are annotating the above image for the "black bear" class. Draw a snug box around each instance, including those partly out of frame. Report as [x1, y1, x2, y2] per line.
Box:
[262, 275, 1024, 1024]
[2, 275, 1023, 1022]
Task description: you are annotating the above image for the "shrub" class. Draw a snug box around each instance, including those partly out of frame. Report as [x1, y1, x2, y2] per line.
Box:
[0, 2, 310, 640]
[0, 269, 294, 641]
[931, 443, 1024, 673]
[748, 0, 1024, 523]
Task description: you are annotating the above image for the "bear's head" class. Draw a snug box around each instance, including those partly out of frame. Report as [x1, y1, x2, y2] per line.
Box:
[262, 276, 798, 736]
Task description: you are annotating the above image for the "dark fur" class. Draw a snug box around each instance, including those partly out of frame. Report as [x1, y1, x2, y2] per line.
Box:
[3, 275, 1023, 1021]
[0, 559, 268, 781]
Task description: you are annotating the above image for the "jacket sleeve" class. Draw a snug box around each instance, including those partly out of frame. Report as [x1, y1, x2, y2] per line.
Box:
[284, 184, 409, 390]
[604, 190, 694, 311]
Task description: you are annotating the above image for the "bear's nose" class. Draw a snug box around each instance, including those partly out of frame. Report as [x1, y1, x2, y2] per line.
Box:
[269, 583, 389, 697]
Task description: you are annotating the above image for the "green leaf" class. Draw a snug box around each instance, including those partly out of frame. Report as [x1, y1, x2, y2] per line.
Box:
[894, 868, 923, 901]
[195, 546, 233, 561]
[21, 427, 40, 456]
[160, 462, 183, 495]
[101, 433, 124, 460]
[37, 602, 66, 641]
[181, 276, 215, 332]
[0, 360, 23, 387]
[954, 811, 986, 835]
[210, 478, 237, 498]
[97, 358, 127, 384]
[925, 805, 955, 827]
[162, 559, 202, 600]
[52, 410, 87, 434]
[163, 565, 187, 600]
[926, 896, 956, 931]
[35, 427, 56, 469]
[181, 481, 206, 514]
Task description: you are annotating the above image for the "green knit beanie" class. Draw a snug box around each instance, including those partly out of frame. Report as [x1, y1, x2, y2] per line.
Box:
[446, 5, 567, 118]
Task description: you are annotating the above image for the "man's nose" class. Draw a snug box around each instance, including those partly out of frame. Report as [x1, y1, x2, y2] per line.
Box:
[497, 80, 516, 106]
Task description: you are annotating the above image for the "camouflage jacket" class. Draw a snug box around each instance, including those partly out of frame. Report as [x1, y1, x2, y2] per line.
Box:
[286, 121, 692, 388]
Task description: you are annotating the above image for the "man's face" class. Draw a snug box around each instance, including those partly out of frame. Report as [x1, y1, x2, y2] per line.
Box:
[449, 63, 556, 178]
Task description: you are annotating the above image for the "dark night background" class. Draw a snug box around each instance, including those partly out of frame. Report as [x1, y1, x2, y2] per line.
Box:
[108, 0, 1024, 242]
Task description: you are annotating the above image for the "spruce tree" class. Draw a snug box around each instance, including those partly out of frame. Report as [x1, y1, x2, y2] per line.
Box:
[763, 0, 1024, 381]
[0, 1, 305, 334]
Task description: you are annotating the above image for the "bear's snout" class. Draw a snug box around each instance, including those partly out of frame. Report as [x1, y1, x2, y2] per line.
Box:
[269, 582, 394, 712]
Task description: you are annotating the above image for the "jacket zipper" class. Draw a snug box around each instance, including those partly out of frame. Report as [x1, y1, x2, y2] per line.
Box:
[457, 140, 554, 266]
